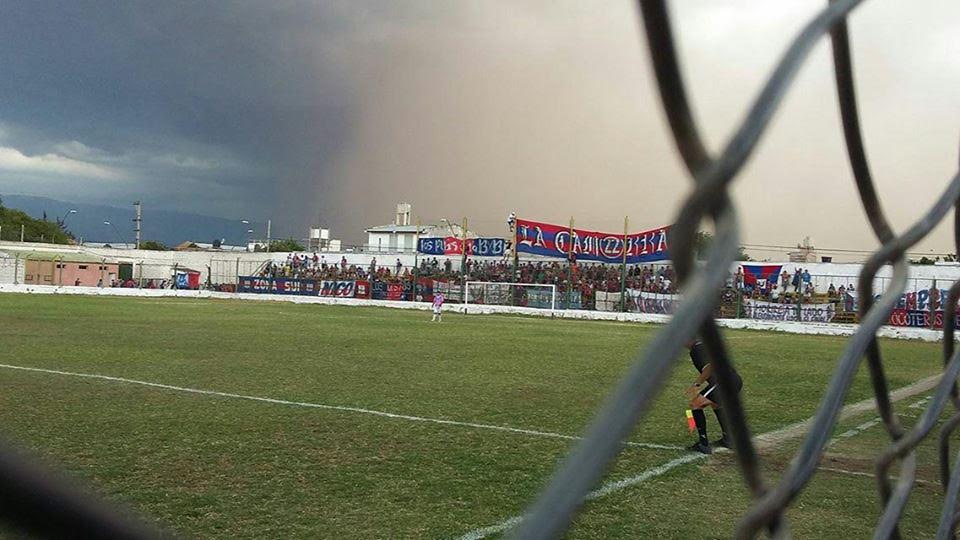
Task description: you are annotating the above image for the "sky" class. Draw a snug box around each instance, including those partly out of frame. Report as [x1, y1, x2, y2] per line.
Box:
[0, 1, 956, 258]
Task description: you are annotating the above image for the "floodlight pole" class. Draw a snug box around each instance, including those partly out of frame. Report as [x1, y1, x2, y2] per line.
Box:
[132, 201, 142, 250]
[511, 213, 519, 306]
[620, 216, 629, 312]
[461, 217, 468, 302]
[566, 217, 574, 310]
[413, 216, 421, 302]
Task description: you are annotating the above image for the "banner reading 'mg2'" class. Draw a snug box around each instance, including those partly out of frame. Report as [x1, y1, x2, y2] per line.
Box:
[515, 219, 670, 264]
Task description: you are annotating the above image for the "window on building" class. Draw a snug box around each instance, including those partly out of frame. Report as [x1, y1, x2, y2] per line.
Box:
[78, 265, 88, 270]
[56, 263, 64, 269]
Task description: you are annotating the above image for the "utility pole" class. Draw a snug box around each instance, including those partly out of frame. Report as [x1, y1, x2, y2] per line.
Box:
[20, 224, 25, 242]
[266, 219, 272, 252]
[133, 201, 142, 249]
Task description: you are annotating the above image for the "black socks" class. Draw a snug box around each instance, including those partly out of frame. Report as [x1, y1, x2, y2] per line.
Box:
[693, 408, 708, 445]
[713, 408, 729, 440]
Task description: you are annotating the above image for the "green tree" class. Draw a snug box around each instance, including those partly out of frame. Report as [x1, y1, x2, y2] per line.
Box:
[265, 238, 304, 252]
[139, 240, 168, 251]
[692, 230, 751, 261]
[0, 203, 74, 244]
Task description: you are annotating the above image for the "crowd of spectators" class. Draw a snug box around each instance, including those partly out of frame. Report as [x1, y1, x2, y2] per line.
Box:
[727, 266, 855, 304]
[256, 254, 871, 309]
[258, 253, 678, 308]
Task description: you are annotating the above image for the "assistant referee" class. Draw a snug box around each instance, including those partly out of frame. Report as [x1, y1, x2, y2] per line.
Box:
[686, 339, 743, 454]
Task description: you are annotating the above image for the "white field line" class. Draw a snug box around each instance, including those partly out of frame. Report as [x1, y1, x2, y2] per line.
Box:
[817, 466, 934, 487]
[827, 395, 933, 447]
[0, 363, 682, 452]
[830, 418, 883, 445]
[457, 452, 711, 540]
[456, 375, 942, 540]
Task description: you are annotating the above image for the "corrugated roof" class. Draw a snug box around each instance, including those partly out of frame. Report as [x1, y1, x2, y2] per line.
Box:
[7, 250, 116, 263]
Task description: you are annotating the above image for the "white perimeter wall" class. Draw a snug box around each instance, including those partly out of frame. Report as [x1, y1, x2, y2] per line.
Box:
[0, 283, 950, 343]
[3, 239, 959, 292]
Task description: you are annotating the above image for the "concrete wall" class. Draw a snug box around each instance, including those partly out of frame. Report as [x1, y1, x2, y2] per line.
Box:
[0, 241, 467, 285]
[0, 254, 21, 283]
[0, 282, 950, 343]
[2, 239, 958, 292]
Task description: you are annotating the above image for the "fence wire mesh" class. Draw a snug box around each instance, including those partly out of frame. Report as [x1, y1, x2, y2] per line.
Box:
[510, 1, 960, 539]
[0, 1, 958, 539]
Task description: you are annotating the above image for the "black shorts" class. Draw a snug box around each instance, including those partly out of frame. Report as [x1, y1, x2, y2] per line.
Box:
[699, 378, 743, 407]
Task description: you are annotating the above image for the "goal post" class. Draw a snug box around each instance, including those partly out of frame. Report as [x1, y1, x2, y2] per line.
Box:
[464, 281, 557, 311]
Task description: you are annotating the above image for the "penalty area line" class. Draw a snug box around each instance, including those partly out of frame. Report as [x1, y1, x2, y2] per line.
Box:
[0, 363, 682, 452]
[456, 373, 942, 540]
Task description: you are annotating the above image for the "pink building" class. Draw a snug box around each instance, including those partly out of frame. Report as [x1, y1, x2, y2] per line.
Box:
[23, 253, 119, 287]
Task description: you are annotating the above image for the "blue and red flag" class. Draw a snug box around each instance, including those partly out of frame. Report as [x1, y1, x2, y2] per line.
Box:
[514, 218, 670, 264]
[741, 264, 783, 290]
[417, 237, 506, 257]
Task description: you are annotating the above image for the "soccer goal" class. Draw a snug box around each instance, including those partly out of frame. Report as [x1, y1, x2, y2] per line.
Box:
[464, 281, 556, 311]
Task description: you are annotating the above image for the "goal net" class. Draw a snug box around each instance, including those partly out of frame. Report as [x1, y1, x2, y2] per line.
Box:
[464, 281, 556, 311]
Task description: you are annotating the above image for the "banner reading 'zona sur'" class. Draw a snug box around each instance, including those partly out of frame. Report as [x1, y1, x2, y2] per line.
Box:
[515, 219, 670, 264]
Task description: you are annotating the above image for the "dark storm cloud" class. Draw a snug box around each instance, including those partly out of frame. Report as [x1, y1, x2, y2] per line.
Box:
[0, 0, 360, 232]
[0, 1, 956, 253]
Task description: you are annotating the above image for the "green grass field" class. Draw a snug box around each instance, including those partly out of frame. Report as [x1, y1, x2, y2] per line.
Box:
[0, 293, 955, 538]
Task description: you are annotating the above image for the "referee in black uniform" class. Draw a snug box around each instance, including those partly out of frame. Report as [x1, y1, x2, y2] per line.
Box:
[686, 339, 743, 454]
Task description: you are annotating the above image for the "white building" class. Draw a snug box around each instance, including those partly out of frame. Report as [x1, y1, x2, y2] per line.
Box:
[308, 227, 342, 252]
[365, 203, 473, 253]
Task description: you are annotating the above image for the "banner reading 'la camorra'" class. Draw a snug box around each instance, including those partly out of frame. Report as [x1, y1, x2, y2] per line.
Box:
[515, 219, 670, 264]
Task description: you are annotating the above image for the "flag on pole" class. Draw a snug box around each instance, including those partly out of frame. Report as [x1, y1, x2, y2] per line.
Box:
[741, 264, 783, 292]
[685, 409, 696, 433]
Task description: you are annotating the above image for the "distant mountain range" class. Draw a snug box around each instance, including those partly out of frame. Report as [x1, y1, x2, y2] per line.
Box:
[1, 194, 268, 247]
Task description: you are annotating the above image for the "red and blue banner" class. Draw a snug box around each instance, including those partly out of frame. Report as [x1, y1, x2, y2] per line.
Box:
[741, 265, 782, 291]
[319, 280, 355, 297]
[889, 309, 960, 329]
[372, 280, 408, 300]
[238, 276, 320, 295]
[238, 277, 357, 298]
[418, 237, 506, 257]
[515, 219, 669, 264]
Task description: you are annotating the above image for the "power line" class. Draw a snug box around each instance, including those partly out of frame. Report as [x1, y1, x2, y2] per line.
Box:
[740, 242, 955, 257]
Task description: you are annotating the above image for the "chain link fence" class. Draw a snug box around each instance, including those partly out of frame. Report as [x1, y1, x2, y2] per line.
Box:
[2, 1, 959, 537]
[511, 1, 960, 539]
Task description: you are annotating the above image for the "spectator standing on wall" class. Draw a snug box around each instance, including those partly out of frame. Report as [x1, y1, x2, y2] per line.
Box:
[781, 270, 790, 292]
[340, 256, 347, 272]
[802, 268, 812, 290]
[396, 258, 402, 276]
[369, 257, 377, 275]
[792, 268, 802, 293]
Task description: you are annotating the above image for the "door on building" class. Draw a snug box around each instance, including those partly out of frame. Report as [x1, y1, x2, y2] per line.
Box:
[118, 263, 133, 281]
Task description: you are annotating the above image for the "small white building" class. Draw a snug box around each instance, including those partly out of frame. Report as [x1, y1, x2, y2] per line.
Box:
[365, 203, 474, 253]
[308, 227, 343, 252]
[365, 224, 426, 253]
